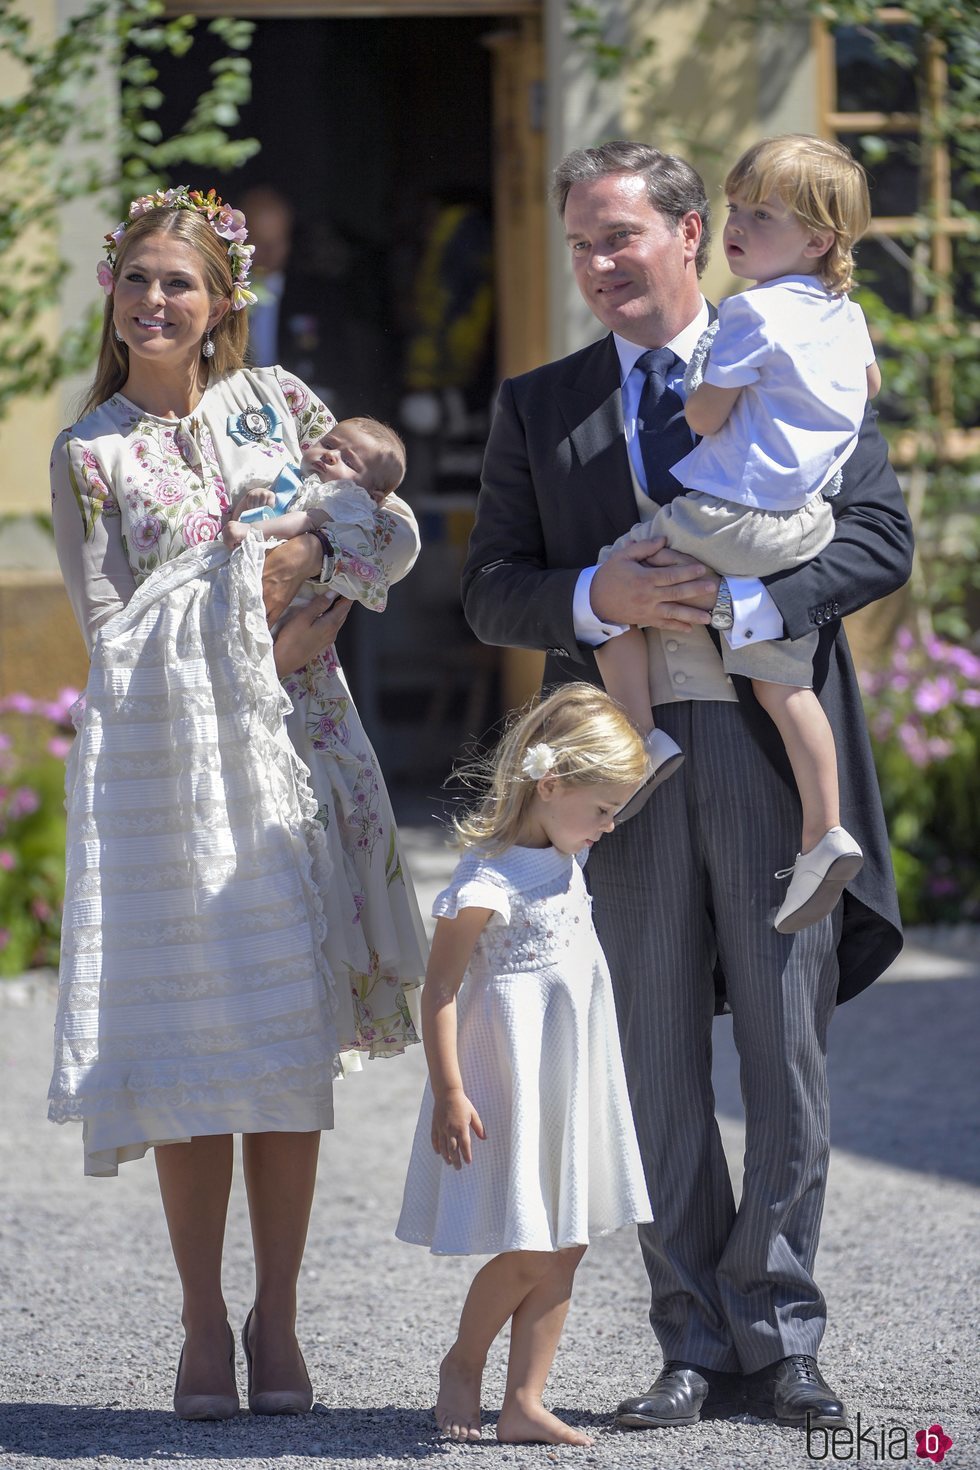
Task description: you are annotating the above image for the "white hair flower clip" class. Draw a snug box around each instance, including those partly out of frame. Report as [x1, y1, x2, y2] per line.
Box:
[521, 743, 556, 780]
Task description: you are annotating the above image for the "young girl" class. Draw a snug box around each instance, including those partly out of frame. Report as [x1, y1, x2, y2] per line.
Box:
[395, 683, 652, 1446]
[596, 134, 877, 935]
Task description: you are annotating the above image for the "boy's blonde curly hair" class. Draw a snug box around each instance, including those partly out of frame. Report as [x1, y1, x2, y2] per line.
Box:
[725, 134, 872, 294]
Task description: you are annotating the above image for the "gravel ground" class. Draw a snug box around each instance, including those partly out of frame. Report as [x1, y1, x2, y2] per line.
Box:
[1, 818, 978, 1470]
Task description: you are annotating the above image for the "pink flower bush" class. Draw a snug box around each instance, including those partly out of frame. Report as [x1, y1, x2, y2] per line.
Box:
[0, 689, 75, 973]
[861, 629, 980, 769]
[861, 627, 980, 922]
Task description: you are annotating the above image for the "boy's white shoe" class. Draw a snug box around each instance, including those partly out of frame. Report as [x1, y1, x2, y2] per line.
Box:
[773, 827, 864, 934]
[614, 729, 684, 825]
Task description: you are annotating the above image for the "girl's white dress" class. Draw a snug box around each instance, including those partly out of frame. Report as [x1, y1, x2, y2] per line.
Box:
[49, 366, 427, 1175]
[396, 844, 652, 1255]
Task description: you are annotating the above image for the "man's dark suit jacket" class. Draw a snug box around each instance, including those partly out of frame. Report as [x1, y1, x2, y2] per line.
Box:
[462, 331, 915, 1006]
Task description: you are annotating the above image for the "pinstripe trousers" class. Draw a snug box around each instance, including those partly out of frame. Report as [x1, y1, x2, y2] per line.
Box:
[587, 699, 841, 1374]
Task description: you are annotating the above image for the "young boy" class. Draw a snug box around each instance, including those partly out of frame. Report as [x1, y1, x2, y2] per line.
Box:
[596, 134, 879, 933]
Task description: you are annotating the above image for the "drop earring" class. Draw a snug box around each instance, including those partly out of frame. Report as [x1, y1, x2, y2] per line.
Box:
[114, 326, 124, 342]
[202, 328, 215, 360]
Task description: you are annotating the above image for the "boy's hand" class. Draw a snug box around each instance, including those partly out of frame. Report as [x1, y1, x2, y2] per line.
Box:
[223, 520, 251, 552]
[229, 486, 276, 520]
[431, 1088, 486, 1169]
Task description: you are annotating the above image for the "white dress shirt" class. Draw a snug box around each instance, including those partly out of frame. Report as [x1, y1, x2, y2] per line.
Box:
[572, 301, 784, 653]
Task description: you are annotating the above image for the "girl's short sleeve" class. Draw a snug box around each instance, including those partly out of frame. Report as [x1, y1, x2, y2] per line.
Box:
[432, 856, 512, 924]
[701, 293, 771, 389]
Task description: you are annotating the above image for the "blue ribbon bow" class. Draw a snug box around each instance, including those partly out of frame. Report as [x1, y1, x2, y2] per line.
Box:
[238, 462, 306, 523]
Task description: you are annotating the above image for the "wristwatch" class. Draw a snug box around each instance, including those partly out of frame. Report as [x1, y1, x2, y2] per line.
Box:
[308, 524, 337, 583]
[710, 577, 734, 630]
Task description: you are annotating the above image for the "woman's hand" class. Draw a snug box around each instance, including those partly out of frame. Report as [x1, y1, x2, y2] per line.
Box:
[262, 534, 324, 623]
[272, 593, 351, 677]
[431, 1087, 486, 1169]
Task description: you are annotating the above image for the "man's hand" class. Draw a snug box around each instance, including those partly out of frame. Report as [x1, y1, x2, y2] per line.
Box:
[591, 538, 720, 633]
[262, 534, 324, 623]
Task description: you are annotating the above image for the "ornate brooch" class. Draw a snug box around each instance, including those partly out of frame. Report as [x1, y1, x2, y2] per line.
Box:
[227, 404, 284, 447]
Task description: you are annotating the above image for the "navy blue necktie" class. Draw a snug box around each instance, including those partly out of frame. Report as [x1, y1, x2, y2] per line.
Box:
[636, 348, 693, 506]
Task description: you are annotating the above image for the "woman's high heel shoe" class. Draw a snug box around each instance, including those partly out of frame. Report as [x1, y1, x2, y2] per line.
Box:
[242, 1307, 314, 1415]
[173, 1324, 240, 1420]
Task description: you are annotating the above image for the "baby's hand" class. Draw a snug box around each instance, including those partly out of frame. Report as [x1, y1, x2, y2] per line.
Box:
[367, 488, 392, 507]
[431, 1089, 486, 1169]
[223, 519, 252, 552]
[230, 486, 277, 520]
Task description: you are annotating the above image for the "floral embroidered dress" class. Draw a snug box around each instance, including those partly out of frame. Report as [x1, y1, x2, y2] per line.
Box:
[50, 366, 427, 1175]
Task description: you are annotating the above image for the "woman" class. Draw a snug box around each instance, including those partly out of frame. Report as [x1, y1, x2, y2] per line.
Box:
[49, 187, 426, 1419]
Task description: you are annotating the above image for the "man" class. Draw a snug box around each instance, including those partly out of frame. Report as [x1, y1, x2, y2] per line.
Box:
[241, 184, 386, 420]
[461, 141, 912, 1431]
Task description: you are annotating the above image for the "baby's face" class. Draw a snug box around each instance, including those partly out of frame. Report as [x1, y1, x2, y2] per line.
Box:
[301, 425, 388, 501]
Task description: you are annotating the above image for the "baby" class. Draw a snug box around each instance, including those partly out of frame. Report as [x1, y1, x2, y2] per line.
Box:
[224, 416, 406, 557]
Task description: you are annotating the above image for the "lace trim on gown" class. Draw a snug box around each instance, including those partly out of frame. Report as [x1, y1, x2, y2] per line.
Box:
[48, 537, 340, 1174]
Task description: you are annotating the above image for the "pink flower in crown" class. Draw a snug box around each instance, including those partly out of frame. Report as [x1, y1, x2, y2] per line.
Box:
[131, 515, 163, 551]
[182, 511, 221, 547]
[96, 260, 114, 296]
[215, 205, 248, 244]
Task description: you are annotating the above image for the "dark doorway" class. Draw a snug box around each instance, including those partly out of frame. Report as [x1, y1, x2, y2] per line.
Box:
[154, 15, 503, 784]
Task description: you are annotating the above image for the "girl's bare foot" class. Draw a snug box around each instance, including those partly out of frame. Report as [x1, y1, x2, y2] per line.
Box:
[496, 1400, 595, 1446]
[434, 1348, 483, 1441]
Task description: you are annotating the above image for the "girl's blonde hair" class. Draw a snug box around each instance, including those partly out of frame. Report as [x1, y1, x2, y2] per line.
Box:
[80, 207, 249, 419]
[453, 682, 650, 855]
[724, 134, 871, 295]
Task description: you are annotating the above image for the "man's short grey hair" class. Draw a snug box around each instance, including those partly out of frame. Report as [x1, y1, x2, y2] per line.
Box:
[551, 140, 712, 277]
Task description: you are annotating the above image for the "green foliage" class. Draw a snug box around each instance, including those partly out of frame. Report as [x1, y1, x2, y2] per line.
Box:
[0, 0, 256, 419]
[564, 3, 655, 85]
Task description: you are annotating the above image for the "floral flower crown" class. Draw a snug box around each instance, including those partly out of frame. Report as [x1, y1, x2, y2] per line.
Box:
[96, 185, 257, 312]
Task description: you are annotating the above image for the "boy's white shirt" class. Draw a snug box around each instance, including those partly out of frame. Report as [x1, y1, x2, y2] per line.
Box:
[672, 275, 874, 510]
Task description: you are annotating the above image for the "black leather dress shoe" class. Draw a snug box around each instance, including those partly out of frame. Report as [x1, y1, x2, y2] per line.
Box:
[615, 1361, 742, 1428]
[745, 1355, 846, 1427]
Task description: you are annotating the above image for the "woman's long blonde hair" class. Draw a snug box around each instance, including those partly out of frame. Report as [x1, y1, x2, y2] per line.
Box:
[452, 682, 650, 855]
[79, 207, 249, 419]
[724, 134, 872, 295]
